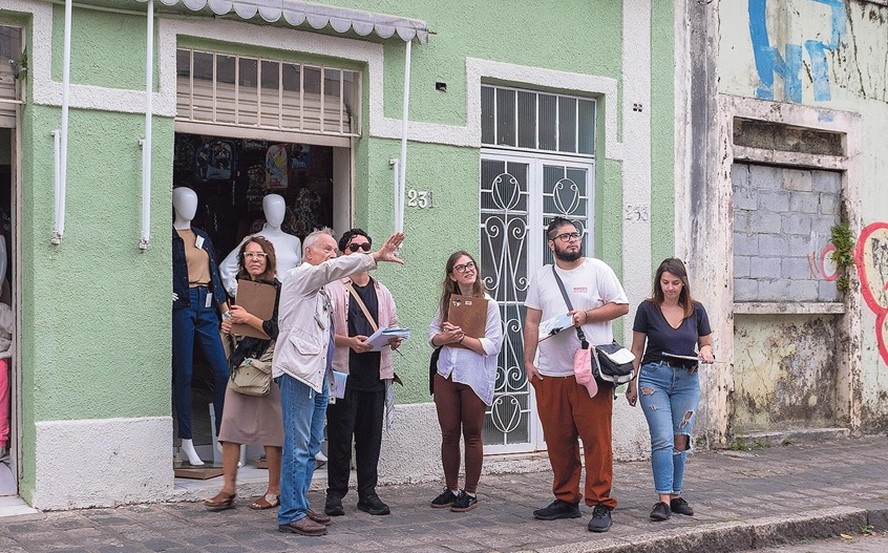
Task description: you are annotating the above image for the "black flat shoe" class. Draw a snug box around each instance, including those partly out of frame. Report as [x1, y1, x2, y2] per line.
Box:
[204, 492, 236, 512]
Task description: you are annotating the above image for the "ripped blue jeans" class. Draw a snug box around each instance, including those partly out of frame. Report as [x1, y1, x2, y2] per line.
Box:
[638, 361, 700, 495]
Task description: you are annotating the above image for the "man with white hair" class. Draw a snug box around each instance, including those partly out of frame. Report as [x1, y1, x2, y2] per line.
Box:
[273, 228, 405, 536]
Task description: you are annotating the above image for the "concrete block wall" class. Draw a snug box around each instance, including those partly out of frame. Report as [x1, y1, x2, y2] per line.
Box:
[732, 164, 841, 302]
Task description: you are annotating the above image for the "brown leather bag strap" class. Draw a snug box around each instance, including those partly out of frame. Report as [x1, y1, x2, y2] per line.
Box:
[344, 281, 379, 333]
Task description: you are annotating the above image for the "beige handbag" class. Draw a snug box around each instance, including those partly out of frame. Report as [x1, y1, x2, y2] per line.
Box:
[229, 340, 275, 396]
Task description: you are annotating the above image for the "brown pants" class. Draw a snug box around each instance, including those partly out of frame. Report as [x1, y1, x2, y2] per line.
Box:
[532, 375, 616, 508]
[433, 373, 486, 494]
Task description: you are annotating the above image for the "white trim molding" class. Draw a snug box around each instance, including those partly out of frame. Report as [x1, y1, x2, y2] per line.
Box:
[12, 2, 624, 158]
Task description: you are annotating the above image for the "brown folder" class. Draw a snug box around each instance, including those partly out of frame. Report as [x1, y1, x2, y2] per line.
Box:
[231, 279, 276, 339]
[446, 294, 488, 338]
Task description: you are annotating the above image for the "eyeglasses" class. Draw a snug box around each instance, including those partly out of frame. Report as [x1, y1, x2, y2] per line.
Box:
[347, 242, 371, 252]
[243, 252, 267, 260]
[549, 232, 582, 243]
[453, 261, 476, 274]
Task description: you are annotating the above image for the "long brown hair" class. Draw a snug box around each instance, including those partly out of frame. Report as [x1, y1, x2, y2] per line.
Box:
[439, 251, 485, 321]
[236, 235, 277, 283]
[649, 258, 695, 319]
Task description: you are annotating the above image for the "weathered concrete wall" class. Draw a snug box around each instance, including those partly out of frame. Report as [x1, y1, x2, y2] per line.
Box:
[732, 314, 839, 433]
[708, 0, 888, 435]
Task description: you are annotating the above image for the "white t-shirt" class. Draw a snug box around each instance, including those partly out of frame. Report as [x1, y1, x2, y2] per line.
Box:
[525, 258, 629, 377]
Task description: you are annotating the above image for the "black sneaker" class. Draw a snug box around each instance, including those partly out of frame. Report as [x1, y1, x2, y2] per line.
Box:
[533, 499, 581, 520]
[357, 494, 390, 515]
[670, 497, 694, 516]
[450, 491, 478, 512]
[650, 501, 671, 521]
[431, 488, 459, 509]
[324, 495, 344, 517]
[587, 504, 613, 533]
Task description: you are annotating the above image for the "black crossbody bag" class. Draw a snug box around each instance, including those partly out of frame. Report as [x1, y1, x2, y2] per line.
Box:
[551, 267, 634, 386]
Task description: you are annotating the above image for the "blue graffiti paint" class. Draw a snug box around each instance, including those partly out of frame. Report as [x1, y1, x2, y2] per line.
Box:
[748, 0, 846, 103]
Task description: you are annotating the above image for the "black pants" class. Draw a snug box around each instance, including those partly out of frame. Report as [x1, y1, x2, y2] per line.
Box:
[326, 386, 386, 500]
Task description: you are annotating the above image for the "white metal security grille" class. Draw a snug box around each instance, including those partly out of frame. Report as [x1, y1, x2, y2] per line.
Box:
[481, 151, 595, 453]
[0, 25, 23, 128]
[481, 85, 595, 156]
[176, 48, 360, 138]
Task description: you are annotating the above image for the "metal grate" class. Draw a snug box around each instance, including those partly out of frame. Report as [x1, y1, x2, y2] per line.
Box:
[176, 48, 360, 137]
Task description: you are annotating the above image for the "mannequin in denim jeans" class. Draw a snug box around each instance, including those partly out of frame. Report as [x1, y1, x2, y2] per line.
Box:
[172, 187, 230, 467]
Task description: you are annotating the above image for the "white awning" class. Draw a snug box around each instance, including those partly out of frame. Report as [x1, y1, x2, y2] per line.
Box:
[134, 0, 430, 43]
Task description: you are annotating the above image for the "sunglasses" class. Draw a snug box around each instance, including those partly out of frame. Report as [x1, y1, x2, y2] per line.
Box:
[347, 242, 371, 252]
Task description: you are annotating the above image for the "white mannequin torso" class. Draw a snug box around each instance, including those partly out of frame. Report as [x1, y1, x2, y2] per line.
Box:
[219, 194, 302, 297]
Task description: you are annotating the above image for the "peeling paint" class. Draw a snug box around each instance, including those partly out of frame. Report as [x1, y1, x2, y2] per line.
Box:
[732, 314, 838, 433]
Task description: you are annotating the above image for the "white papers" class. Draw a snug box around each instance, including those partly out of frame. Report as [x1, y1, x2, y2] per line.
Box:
[539, 313, 573, 342]
[332, 370, 348, 399]
[367, 327, 411, 351]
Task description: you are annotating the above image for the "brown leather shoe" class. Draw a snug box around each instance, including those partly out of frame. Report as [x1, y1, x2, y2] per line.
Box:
[278, 516, 328, 536]
[307, 509, 332, 526]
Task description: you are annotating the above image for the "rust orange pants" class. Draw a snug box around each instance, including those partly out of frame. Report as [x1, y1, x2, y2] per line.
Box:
[532, 375, 616, 509]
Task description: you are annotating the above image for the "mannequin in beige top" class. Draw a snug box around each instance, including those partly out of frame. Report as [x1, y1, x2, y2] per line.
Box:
[172, 187, 230, 467]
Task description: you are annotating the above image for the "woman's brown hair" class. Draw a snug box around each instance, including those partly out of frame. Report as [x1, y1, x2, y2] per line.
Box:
[439, 251, 485, 321]
[649, 258, 695, 319]
[236, 235, 277, 283]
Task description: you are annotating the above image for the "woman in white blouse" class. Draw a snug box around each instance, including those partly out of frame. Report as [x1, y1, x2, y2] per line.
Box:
[427, 251, 503, 513]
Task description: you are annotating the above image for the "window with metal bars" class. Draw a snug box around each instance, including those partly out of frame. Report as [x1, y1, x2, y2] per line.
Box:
[481, 85, 595, 156]
[176, 48, 361, 137]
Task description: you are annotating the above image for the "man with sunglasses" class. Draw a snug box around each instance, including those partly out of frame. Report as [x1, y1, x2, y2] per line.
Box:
[324, 229, 402, 518]
[523, 216, 629, 533]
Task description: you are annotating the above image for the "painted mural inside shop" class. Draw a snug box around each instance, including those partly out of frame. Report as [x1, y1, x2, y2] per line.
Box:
[173, 134, 334, 256]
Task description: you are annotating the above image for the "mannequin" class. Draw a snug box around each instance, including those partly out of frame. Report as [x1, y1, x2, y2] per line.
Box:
[219, 194, 302, 296]
[172, 187, 230, 467]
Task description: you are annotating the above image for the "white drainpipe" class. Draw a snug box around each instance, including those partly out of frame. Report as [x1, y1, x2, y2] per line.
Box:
[52, 0, 73, 245]
[395, 38, 412, 233]
[139, 0, 154, 250]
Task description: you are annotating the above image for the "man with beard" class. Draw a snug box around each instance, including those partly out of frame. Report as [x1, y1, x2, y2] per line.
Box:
[523, 217, 629, 533]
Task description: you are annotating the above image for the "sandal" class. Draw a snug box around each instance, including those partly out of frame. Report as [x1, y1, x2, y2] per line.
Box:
[250, 493, 280, 510]
[204, 491, 236, 512]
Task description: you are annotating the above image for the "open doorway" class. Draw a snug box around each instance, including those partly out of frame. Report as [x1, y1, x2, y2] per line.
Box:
[172, 132, 347, 461]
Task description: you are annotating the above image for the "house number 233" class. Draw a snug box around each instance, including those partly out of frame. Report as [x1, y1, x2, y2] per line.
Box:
[406, 189, 434, 209]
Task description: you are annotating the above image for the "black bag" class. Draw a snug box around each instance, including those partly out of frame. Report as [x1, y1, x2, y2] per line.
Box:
[592, 341, 635, 385]
[429, 346, 442, 395]
[551, 267, 635, 387]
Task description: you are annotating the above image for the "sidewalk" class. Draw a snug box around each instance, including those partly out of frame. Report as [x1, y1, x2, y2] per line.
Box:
[2, 435, 887, 553]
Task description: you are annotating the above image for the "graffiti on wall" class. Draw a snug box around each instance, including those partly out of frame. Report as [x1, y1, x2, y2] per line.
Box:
[748, 0, 846, 103]
[855, 222, 888, 366]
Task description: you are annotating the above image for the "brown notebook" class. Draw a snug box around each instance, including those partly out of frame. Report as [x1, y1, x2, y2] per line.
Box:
[446, 294, 488, 338]
[231, 279, 276, 339]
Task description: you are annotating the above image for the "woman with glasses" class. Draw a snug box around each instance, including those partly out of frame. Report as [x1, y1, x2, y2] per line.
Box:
[204, 236, 284, 512]
[427, 251, 503, 512]
[626, 258, 715, 522]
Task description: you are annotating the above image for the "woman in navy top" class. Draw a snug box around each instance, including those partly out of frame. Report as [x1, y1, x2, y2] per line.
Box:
[626, 258, 715, 522]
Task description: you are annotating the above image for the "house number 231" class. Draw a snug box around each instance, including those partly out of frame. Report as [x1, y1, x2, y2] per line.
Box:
[406, 189, 434, 209]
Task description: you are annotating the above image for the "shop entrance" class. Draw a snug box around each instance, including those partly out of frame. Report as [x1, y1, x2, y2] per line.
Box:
[172, 131, 350, 461]
[0, 23, 22, 496]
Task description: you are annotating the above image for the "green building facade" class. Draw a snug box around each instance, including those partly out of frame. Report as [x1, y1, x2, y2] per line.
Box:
[0, 0, 676, 509]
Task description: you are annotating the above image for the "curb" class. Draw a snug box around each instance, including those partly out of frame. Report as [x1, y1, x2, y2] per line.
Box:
[529, 506, 887, 553]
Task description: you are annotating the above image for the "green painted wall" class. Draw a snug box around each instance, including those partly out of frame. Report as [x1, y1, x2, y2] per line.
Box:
[51, 5, 148, 90]
[650, 0, 675, 270]
[9, 0, 675, 480]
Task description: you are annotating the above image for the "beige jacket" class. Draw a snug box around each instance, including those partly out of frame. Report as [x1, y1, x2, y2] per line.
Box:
[272, 253, 377, 392]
